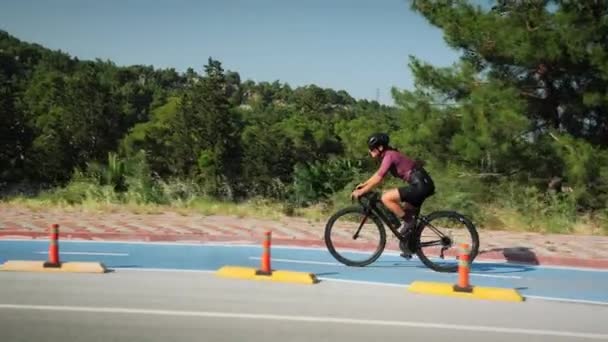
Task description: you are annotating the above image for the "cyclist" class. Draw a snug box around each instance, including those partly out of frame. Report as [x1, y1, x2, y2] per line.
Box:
[351, 132, 435, 257]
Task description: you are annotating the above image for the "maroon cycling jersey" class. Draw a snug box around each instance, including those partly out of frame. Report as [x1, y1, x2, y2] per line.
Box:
[376, 149, 417, 183]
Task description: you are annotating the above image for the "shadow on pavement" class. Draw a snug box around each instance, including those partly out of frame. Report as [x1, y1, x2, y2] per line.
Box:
[471, 262, 535, 274]
[474, 247, 539, 274]
[366, 260, 428, 269]
[479, 246, 540, 264]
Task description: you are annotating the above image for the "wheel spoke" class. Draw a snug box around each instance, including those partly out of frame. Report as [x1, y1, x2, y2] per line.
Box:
[324, 207, 386, 267]
[415, 212, 478, 273]
[419, 240, 442, 247]
[425, 223, 448, 239]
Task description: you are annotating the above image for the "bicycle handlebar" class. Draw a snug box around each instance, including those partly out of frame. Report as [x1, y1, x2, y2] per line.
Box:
[351, 189, 381, 205]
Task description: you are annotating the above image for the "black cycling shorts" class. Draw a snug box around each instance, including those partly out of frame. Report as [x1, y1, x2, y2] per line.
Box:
[398, 168, 435, 208]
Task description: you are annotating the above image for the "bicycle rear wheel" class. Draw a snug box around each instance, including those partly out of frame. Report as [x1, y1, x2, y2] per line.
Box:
[414, 211, 479, 273]
[324, 206, 386, 267]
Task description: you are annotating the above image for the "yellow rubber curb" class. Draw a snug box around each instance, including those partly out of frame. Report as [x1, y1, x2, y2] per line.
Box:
[408, 281, 524, 302]
[0, 261, 108, 274]
[216, 266, 318, 285]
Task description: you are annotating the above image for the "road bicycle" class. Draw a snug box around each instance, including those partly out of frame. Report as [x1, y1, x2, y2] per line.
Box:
[324, 190, 479, 272]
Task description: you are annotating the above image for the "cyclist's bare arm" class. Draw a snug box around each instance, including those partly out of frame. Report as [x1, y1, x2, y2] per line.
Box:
[357, 173, 383, 193]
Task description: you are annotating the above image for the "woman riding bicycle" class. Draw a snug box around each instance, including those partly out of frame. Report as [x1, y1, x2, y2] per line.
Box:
[351, 133, 435, 256]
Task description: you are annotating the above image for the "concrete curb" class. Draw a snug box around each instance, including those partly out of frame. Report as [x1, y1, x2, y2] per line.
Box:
[216, 266, 318, 285]
[0, 260, 108, 273]
[408, 281, 524, 302]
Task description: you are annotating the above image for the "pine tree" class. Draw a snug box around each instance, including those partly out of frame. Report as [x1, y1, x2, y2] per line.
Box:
[171, 58, 242, 196]
[393, 0, 608, 208]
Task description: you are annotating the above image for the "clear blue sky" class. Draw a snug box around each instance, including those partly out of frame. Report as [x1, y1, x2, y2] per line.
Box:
[0, 0, 461, 105]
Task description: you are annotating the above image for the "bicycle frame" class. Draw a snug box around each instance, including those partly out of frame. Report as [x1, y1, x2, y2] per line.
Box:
[356, 192, 411, 242]
[356, 191, 449, 248]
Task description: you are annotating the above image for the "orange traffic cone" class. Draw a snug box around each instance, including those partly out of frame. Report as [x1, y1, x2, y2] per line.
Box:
[43, 224, 61, 268]
[256, 231, 272, 276]
[453, 243, 473, 292]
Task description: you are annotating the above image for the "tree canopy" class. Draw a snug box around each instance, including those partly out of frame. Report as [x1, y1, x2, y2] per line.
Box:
[1, 0, 607, 234]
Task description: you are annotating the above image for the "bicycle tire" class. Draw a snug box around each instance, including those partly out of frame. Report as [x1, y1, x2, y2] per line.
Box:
[324, 206, 386, 267]
[413, 210, 479, 273]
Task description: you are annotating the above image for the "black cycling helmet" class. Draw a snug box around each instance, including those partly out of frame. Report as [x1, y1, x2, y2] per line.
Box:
[367, 132, 389, 150]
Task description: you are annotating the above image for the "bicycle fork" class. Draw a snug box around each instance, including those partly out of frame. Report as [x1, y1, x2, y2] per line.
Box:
[352, 211, 369, 240]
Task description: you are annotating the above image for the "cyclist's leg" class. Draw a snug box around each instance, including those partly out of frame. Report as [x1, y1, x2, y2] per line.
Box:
[401, 201, 419, 230]
[382, 189, 418, 234]
[398, 172, 435, 234]
[395, 187, 426, 258]
[397, 168, 435, 258]
[398, 187, 423, 230]
[380, 189, 405, 219]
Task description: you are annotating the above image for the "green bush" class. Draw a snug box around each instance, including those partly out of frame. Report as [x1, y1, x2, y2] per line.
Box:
[491, 181, 578, 233]
[42, 151, 191, 205]
[291, 158, 364, 206]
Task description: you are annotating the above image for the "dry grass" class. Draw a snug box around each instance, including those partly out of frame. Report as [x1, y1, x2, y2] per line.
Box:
[2, 196, 288, 220]
[4, 196, 606, 236]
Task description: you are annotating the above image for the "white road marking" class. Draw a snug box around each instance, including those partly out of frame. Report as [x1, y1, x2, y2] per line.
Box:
[469, 273, 522, 279]
[317, 277, 406, 288]
[249, 256, 342, 266]
[524, 295, 608, 306]
[34, 251, 128, 256]
[424, 270, 522, 279]
[469, 273, 521, 279]
[0, 304, 606, 339]
[112, 267, 215, 274]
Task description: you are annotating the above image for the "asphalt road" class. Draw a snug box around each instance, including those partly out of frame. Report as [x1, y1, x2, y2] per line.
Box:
[1, 270, 607, 342]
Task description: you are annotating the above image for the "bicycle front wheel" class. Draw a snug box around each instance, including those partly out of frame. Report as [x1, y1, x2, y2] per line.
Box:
[414, 211, 479, 273]
[324, 206, 386, 267]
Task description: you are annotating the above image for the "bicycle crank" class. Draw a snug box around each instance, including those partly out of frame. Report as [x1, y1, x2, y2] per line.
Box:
[439, 236, 453, 259]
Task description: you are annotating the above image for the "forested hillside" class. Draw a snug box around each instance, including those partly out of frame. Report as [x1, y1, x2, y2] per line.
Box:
[1, 1, 607, 234]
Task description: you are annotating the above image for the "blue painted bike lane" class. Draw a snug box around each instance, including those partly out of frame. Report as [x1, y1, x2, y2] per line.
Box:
[1, 240, 607, 304]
